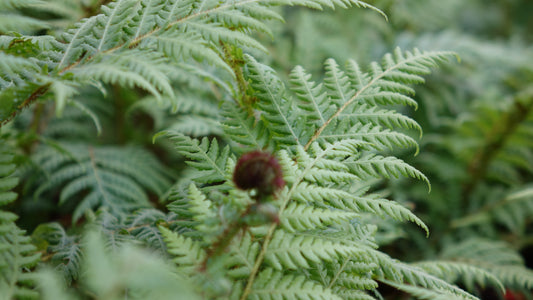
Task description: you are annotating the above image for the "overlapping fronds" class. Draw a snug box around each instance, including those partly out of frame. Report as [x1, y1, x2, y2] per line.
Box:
[32, 143, 174, 221]
[0, 140, 40, 299]
[0, 0, 383, 125]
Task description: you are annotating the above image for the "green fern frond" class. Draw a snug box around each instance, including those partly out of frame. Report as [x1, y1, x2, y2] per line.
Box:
[225, 232, 260, 279]
[303, 49, 454, 148]
[321, 122, 420, 153]
[245, 54, 301, 148]
[0, 0, 47, 33]
[250, 268, 342, 300]
[159, 226, 206, 276]
[33, 143, 173, 221]
[414, 261, 505, 294]
[373, 258, 479, 300]
[32, 222, 82, 284]
[164, 132, 233, 185]
[186, 183, 218, 236]
[221, 101, 272, 153]
[345, 153, 430, 188]
[280, 202, 358, 232]
[265, 230, 364, 270]
[439, 238, 533, 290]
[380, 279, 473, 300]
[0, 141, 40, 299]
[72, 51, 174, 102]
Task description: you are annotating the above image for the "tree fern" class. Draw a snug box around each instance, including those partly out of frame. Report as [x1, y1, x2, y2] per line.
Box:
[156, 47, 468, 299]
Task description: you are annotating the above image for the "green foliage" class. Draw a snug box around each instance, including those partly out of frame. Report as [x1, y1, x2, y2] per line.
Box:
[1, 0, 532, 299]
[32, 143, 174, 222]
[0, 136, 41, 299]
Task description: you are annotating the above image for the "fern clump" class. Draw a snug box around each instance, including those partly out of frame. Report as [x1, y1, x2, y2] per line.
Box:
[1, 0, 532, 299]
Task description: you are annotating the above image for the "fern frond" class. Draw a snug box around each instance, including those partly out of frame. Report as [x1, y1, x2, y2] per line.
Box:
[280, 202, 358, 232]
[96, 0, 141, 52]
[371, 255, 479, 300]
[245, 54, 302, 148]
[164, 132, 232, 185]
[321, 122, 420, 152]
[32, 222, 82, 284]
[439, 238, 533, 289]
[265, 230, 364, 270]
[159, 226, 206, 276]
[221, 101, 272, 153]
[414, 261, 505, 294]
[72, 51, 174, 102]
[380, 279, 473, 300]
[250, 268, 342, 300]
[304, 49, 454, 149]
[0, 141, 40, 299]
[33, 143, 173, 221]
[186, 183, 218, 236]
[226, 232, 260, 279]
[344, 153, 430, 188]
[310, 186, 429, 234]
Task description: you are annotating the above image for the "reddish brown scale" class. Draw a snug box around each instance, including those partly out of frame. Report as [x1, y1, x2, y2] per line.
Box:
[233, 150, 285, 199]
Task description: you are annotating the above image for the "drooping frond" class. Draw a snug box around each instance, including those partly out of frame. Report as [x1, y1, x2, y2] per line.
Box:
[380, 279, 472, 300]
[370, 252, 479, 300]
[413, 261, 505, 294]
[33, 143, 174, 221]
[0, 0, 47, 33]
[344, 153, 430, 188]
[439, 238, 533, 290]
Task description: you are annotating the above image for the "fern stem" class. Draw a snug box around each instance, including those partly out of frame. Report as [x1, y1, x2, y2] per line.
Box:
[240, 222, 276, 300]
[241, 150, 329, 298]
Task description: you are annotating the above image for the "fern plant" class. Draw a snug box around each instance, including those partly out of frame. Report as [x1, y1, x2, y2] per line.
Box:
[1, 0, 532, 299]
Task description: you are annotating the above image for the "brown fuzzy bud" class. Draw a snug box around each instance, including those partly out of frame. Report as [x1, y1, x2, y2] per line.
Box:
[233, 151, 285, 198]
